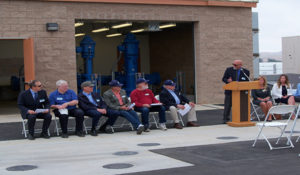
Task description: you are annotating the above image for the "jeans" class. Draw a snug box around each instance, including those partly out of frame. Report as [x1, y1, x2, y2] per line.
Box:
[135, 105, 166, 128]
[26, 113, 52, 135]
[54, 108, 84, 133]
[116, 109, 141, 129]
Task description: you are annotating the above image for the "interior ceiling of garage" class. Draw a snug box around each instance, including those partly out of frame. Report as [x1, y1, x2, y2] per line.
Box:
[75, 20, 191, 36]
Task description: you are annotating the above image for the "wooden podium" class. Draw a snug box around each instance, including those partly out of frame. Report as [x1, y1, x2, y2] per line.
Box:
[223, 81, 260, 127]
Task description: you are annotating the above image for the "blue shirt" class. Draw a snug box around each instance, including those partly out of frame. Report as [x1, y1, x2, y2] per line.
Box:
[49, 89, 78, 109]
[83, 92, 97, 106]
[167, 89, 180, 105]
[30, 89, 37, 99]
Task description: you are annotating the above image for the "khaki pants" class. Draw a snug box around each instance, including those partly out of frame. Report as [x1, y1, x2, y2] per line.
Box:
[169, 105, 197, 123]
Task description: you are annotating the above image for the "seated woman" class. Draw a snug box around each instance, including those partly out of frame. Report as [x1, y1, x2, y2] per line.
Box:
[252, 76, 273, 121]
[271, 74, 296, 106]
[293, 83, 300, 102]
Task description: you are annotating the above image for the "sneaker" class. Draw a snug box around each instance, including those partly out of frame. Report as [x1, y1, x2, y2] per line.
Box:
[136, 124, 144, 135]
[159, 123, 167, 131]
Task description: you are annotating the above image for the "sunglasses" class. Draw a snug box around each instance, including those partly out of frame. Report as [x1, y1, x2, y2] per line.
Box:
[232, 64, 240, 66]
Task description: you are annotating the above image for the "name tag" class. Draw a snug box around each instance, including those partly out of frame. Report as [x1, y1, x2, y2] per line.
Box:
[96, 99, 100, 102]
[241, 77, 246, 80]
[122, 95, 126, 98]
[145, 93, 150, 96]
[57, 97, 63, 101]
[39, 99, 45, 103]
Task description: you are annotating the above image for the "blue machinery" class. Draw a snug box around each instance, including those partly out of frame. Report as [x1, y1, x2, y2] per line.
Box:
[76, 33, 161, 94]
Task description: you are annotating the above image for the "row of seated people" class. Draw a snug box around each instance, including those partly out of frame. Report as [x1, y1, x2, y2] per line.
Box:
[252, 74, 299, 122]
[18, 78, 199, 140]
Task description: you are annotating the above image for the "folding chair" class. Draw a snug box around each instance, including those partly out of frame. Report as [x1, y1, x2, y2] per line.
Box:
[250, 99, 262, 121]
[290, 105, 300, 143]
[252, 105, 296, 150]
[53, 115, 88, 136]
[21, 118, 50, 138]
[111, 117, 134, 131]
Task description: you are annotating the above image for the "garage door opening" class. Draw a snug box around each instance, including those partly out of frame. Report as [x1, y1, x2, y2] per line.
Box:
[0, 40, 24, 115]
[75, 20, 195, 101]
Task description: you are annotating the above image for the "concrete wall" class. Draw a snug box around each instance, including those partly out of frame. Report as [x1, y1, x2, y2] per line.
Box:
[0, 0, 253, 104]
[282, 36, 300, 74]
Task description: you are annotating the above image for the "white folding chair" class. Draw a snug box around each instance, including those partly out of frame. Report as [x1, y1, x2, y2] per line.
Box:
[289, 105, 300, 143]
[21, 118, 50, 138]
[252, 105, 296, 150]
[53, 115, 88, 136]
[112, 117, 134, 131]
[250, 99, 262, 121]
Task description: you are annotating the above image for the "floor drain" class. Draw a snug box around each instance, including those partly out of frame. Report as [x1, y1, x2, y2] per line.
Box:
[216, 136, 239, 140]
[284, 131, 300, 133]
[137, 143, 161, 147]
[6, 165, 38, 171]
[103, 163, 133, 169]
[113, 151, 138, 156]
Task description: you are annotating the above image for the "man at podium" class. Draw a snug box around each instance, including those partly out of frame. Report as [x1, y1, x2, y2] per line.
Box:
[222, 60, 250, 124]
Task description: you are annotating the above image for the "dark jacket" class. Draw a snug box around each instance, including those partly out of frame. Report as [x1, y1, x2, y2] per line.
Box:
[159, 88, 189, 109]
[222, 67, 250, 94]
[17, 89, 50, 119]
[78, 92, 107, 112]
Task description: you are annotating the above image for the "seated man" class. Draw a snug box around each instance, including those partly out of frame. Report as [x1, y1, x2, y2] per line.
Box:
[17, 80, 52, 140]
[78, 81, 118, 136]
[160, 80, 199, 129]
[49, 80, 85, 138]
[103, 80, 144, 135]
[130, 78, 167, 131]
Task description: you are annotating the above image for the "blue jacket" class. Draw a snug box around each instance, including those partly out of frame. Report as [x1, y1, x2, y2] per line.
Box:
[294, 83, 300, 97]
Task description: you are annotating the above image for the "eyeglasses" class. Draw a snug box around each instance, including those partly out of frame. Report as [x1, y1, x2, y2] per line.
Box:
[35, 85, 42, 87]
[232, 64, 238, 66]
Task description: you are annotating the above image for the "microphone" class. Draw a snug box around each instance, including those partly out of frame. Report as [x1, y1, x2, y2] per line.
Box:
[240, 68, 251, 81]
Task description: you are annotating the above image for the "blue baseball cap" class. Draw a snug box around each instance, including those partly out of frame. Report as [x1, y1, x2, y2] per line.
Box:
[109, 80, 123, 87]
[164, 80, 176, 86]
[136, 78, 150, 85]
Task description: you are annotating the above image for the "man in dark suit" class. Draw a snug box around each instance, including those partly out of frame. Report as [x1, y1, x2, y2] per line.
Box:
[78, 81, 118, 136]
[222, 60, 250, 123]
[17, 80, 52, 140]
[160, 80, 199, 129]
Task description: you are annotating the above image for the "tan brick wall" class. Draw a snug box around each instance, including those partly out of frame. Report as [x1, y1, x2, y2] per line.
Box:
[0, 0, 253, 104]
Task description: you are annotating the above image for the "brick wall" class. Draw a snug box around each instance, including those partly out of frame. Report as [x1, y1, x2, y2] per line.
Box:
[0, 0, 253, 104]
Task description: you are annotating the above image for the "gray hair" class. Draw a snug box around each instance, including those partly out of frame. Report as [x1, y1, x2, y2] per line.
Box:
[56, 80, 68, 87]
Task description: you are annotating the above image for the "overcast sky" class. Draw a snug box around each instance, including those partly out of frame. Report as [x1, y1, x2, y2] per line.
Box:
[253, 0, 300, 52]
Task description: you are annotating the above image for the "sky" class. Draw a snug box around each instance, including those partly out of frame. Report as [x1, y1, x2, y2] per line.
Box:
[253, 0, 300, 52]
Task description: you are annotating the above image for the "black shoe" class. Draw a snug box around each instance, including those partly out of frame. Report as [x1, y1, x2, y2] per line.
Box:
[28, 134, 35, 140]
[75, 131, 85, 137]
[90, 130, 98, 136]
[98, 125, 114, 134]
[40, 132, 50, 139]
[61, 133, 69, 138]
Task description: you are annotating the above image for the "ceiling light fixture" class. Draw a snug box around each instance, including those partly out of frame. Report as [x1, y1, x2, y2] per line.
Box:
[75, 22, 84, 27]
[92, 27, 110, 33]
[159, 23, 176, 29]
[112, 22, 132, 29]
[131, 29, 145, 33]
[106, 33, 122, 38]
[75, 33, 85, 37]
